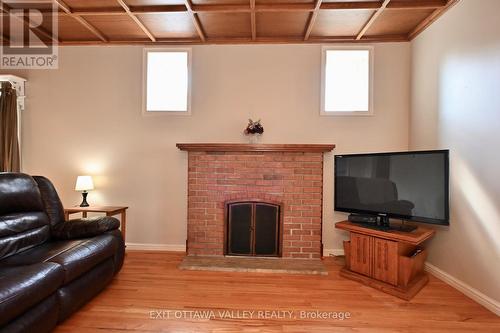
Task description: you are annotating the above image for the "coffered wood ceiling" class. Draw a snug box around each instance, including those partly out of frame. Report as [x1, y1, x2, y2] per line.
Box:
[0, 0, 459, 45]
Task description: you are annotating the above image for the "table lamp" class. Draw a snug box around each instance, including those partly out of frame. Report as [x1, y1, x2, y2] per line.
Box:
[75, 175, 94, 207]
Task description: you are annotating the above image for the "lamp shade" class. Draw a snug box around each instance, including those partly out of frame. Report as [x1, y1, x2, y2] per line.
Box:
[75, 175, 94, 191]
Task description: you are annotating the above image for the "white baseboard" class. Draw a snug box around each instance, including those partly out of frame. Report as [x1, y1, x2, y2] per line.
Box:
[323, 248, 345, 257]
[125, 242, 186, 252]
[425, 263, 500, 316]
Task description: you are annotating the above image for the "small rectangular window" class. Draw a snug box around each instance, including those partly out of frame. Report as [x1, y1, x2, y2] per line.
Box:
[321, 47, 373, 115]
[143, 49, 191, 113]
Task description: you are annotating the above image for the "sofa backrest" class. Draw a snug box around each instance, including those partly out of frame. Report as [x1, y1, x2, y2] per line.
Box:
[0, 173, 51, 259]
[33, 175, 65, 227]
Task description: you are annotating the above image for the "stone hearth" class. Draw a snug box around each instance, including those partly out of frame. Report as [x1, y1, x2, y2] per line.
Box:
[179, 256, 328, 275]
[177, 144, 335, 259]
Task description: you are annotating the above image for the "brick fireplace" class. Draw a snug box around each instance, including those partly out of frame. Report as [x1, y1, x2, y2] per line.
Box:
[177, 143, 335, 259]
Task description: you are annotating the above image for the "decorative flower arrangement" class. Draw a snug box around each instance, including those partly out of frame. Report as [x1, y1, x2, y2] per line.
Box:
[243, 119, 264, 135]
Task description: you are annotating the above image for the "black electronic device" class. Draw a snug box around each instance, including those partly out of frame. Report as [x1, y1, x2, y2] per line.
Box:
[348, 214, 378, 224]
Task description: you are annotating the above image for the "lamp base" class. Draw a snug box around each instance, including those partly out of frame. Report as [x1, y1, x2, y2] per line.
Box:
[80, 191, 90, 207]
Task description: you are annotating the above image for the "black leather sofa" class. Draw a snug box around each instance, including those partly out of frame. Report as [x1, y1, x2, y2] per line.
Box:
[0, 173, 125, 333]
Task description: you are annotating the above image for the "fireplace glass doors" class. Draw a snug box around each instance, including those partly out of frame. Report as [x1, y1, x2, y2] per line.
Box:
[225, 201, 281, 257]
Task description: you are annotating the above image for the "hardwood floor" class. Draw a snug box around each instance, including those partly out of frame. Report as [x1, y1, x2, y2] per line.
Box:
[55, 251, 500, 332]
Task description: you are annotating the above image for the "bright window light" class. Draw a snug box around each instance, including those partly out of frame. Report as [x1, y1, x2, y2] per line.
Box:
[145, 50, 190, 112]
[322, 49, 372, 114]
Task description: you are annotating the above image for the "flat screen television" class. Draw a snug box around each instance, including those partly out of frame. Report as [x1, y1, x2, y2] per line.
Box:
[335, 150, 449, 226]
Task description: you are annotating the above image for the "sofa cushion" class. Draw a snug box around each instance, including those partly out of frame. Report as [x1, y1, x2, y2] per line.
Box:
[0, 225, 50, 261]
[50, 234, 118, 283]
[0, 213, 49, 238]
[0, 239, 87, 267]
[0, 262, 63, 326]
[0, 234, 118, 284]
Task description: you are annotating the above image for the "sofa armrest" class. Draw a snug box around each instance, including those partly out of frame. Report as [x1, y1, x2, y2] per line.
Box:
[51, 216, 120, 240]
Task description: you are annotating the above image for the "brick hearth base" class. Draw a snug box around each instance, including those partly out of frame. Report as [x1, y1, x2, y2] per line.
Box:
[185, 149, 327, 259]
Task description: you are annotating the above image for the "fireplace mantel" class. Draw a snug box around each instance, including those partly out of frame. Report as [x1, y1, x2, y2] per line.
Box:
[176, 143, 335, 153]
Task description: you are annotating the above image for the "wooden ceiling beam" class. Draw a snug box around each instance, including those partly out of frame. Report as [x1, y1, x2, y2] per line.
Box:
[59, 38, 201, 46]
[54, 0, 107, 42]
[387, 0, 448, 9]
[192, 3, 315, 12]
[185, 0, 206, 42]
[130, 5, 186, 13]
[408, 0, 459, 40]
[193, 4, 250, 13]
[0, 1, 58, 43]
[310, 34, 408, 43]
[250, 0, 256, 40]
[116, 0, 156, 42]
[71, 4, 314, 15]
[356, 0, 391, 40]
[255, 3, 314, 12]
[320, 0, 446, 10]
[303, 0, 322, 41]
[321, 1, 379, 10]
[58, 34, 408, 46]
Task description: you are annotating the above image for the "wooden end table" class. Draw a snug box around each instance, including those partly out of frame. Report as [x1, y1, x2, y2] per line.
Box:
[64, 206, 128, 241]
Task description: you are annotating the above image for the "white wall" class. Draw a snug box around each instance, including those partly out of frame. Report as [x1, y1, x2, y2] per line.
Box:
[1, 43, 410, 252]
[411, 0, 500, 302]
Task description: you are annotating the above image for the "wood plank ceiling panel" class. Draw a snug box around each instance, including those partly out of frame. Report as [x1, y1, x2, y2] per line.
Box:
[365, 8, 435, 36]
[137, 12, 199, 38]
[311, 9, 375, 37]
[117, 0, 157, 41]
[127, 0, 185, 4]
[257, 11, 310, 37]
[45, 14, 103, 41]
[192, 0, 249, 4]
[63, 0, 122, 9]
[197, 12, 251, 38]
[55, 0, 108, 42]
[257, 0, 314, 3]
[83, 15, 151, 40]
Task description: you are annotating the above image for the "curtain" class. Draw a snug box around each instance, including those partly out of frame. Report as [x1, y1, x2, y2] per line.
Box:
[0, 81, 20, 172]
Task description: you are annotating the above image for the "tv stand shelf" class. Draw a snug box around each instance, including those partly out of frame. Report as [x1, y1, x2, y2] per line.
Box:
[335, 221, 435, 300]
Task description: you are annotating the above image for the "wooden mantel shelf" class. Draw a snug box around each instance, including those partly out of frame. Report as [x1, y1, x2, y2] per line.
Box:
[176, 143, 335, 153]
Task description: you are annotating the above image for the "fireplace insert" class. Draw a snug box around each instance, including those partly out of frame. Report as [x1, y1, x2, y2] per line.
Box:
[225, 201, 282, 257]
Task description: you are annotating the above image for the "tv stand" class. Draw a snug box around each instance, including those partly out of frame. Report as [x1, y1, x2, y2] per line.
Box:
[335, 221, 435, 300]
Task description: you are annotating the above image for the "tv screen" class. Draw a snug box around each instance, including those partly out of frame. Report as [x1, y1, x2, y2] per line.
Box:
[335, 150, 449, 225]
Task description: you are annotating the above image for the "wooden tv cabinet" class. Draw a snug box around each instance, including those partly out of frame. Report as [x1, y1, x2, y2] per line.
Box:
[335, 221, 435, 300]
